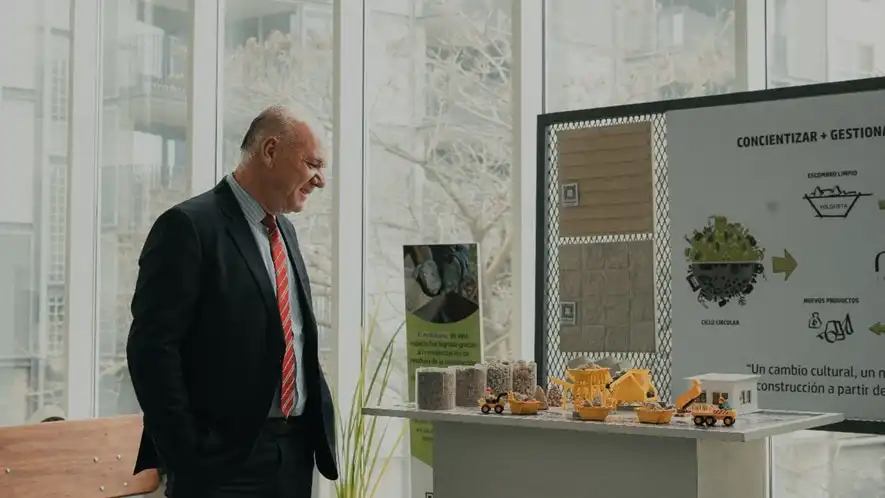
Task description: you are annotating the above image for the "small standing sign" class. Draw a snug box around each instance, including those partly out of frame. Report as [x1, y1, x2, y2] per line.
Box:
[561, 183, 580, 207]
[561, 301, 577, 326]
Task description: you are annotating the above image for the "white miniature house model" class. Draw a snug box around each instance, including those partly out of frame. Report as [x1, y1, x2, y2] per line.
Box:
[687, 373, 760, 415]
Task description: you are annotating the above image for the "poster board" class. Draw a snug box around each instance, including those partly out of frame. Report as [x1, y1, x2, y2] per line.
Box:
[668, 89, 885, 421]
[536, 76, 885, 431]
[403, 243, 484, 497]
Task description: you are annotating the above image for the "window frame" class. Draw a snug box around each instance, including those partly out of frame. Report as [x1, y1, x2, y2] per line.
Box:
[66, 0, 102, 420]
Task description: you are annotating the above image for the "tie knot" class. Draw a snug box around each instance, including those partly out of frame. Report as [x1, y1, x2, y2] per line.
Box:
[261, 214, 277, 231]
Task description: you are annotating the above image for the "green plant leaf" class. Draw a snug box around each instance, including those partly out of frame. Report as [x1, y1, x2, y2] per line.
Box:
[334, 302, 406, 498]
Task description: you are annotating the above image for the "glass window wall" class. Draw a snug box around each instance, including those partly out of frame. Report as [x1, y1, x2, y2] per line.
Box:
[0, 1, 883, 497]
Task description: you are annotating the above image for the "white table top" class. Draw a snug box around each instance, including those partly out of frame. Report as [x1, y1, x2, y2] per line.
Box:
[363, 404, 844, 442]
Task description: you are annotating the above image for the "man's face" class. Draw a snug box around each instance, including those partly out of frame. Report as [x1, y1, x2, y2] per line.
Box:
[262, 123, 325, 213]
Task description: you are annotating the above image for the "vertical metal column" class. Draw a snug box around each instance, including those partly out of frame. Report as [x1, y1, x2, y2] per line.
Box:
[735, 0, 768, 91]
[66, 0, 102, 419]
[189, 0, 223, 192]
[327, 0, 366, 496]
[512, 0, 545, 363]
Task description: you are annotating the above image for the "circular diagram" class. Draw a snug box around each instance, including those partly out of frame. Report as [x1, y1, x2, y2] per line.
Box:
[683, 215, 765, 308]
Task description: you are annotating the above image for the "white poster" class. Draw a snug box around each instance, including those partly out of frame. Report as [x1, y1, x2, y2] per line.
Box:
[668, 89, 885, 421]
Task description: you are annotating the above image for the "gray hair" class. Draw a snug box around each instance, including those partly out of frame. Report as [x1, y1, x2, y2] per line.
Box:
[238, 104, 324, 164]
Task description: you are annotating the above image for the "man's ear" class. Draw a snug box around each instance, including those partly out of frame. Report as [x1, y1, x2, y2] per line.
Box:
[261, 137, 277, 165]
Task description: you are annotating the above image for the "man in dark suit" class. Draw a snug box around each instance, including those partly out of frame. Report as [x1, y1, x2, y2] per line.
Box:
[127, 106, 337, 497]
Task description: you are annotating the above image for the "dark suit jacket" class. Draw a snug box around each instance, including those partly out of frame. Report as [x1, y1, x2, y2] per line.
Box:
[126, 180, 337, 485]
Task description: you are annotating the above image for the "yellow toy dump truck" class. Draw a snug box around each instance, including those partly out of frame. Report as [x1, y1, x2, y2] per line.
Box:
[691, 403, 737, 427]
[674, 379, 703, 415]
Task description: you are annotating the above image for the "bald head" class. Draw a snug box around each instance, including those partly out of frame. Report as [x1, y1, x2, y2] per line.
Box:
[240, 106, 303, 158]
[234, 105, 325, 214]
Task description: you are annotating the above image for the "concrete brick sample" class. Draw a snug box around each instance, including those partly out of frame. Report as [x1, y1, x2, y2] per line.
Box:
[558, 240, 656, 353]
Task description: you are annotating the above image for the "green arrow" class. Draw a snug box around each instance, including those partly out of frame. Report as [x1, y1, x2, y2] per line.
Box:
[870, 323, 885, 335]
[771, 249, 797, 281]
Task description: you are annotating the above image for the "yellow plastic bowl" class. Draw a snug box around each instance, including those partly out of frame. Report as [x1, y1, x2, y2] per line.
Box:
[635, 407, 675, 425]
[509, 400, 540, 415]
[575, 405, 611, 421]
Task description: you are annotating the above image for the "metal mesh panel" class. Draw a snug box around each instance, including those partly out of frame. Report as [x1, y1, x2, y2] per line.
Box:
[540, 113, 673, 400]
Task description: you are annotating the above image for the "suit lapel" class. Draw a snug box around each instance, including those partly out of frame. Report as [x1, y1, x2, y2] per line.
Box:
[277, 218, 317, 325]
[215, 181, 278, 318]
[279, 219, 317, 338]
[278, 218, 322, 388]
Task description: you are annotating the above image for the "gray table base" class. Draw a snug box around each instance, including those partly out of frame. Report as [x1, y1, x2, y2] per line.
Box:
[432, 421, 767, 498]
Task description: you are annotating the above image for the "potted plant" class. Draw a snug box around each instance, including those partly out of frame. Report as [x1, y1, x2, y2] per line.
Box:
[335, 313, 406, 498]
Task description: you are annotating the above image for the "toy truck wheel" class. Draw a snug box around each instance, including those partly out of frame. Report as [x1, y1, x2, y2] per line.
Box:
[723, 416, 735, 427]
[705, 416, 716, 426]
[494, 404, 504, 414]
[693, 415, 705, 426]
[481, 405, 491, 414]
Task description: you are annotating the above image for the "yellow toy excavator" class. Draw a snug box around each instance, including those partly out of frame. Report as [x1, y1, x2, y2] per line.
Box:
[605, 369, 658, 406]
[550, 367, 660, 409]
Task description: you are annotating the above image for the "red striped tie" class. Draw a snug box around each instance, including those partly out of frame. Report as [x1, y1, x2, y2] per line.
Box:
[262, 215, 297, 416]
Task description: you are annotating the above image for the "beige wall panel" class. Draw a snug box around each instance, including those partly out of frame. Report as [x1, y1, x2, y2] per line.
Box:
[556, 122, 654, 237]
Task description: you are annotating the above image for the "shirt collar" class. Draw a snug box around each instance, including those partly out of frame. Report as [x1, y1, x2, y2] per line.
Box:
[225, 173, 268, 226]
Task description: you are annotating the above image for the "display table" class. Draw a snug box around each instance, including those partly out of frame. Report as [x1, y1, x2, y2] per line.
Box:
[364, 404, 843, 498]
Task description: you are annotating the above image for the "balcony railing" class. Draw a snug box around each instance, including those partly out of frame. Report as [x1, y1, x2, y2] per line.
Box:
[108, 32, 188, 101]
[100, 163, 188, 233]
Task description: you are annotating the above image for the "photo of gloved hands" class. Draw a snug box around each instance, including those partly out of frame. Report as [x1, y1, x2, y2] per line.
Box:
[403, 244, 480, 324]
